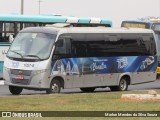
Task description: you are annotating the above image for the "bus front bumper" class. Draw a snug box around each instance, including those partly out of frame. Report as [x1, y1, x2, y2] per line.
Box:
[4, 80, 48, 90]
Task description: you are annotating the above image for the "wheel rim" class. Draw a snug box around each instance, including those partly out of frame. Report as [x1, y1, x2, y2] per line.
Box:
[120, 79, 127, 91]
[51, 83, 59, 93]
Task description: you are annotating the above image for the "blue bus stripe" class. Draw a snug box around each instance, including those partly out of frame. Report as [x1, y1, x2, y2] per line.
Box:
[78, 18, 91, 24]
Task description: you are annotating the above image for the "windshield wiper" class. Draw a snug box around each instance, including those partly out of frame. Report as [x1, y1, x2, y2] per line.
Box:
[23, 55, 41, 60]
[9, 50, 23, 58]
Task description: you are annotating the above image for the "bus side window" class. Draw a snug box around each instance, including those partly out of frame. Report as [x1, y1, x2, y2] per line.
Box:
[53, 38, 72, 60]
[0, 22, 16, 43]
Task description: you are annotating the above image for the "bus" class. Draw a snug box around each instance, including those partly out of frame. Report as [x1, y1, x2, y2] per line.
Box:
[3, 26, 157, 95]
[0, 14, 112, 79]
[121, 19, 160, 77]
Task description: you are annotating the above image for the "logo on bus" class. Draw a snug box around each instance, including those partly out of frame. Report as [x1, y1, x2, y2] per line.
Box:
[117, 57, 128, 69]
[12, 62, 19, 68]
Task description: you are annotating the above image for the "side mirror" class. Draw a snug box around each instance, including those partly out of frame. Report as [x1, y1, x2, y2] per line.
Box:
[9, 34, 14, 43]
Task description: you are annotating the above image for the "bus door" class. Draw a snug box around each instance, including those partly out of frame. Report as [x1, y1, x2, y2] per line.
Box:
[53, 37, 75, 88]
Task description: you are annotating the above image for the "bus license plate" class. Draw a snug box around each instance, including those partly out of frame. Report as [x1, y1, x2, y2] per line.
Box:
[16, 75, 24, 80]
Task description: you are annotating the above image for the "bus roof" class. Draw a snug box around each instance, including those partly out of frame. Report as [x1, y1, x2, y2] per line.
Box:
[0, 14, 112, 26]
[20, 26, 154, 34]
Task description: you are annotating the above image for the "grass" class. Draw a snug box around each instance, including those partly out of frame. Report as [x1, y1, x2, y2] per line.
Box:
[0, 90, 160, 120]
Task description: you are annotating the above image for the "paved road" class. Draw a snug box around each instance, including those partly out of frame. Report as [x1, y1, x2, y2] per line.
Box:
[0, 80, 160, 96]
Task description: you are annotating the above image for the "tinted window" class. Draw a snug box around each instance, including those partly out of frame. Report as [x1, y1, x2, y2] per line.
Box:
[53, 34, 72, 60]
[71, 33, 156, 57]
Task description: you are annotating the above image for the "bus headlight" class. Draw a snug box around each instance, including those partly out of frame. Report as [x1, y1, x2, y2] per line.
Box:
[3, 67, 10, 73]
[33, 69, 47, 76]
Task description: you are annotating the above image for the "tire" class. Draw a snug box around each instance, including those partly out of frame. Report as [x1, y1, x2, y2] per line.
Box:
[80, 87, 96, 92]
[110, 77, 128, 91]
[9, 86, 23, 95]
[46, 79, 61, 94]
[118, 77, 128, 91]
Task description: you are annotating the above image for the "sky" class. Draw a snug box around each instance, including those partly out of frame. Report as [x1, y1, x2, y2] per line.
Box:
[0, 0, 159, 27]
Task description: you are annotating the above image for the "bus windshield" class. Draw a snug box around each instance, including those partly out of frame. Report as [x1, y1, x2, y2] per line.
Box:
[7, 32, 57, 60]
[151, 23, 160, 32]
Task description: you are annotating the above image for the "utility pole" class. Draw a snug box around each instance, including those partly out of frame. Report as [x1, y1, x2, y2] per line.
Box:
[159, 0, 160, 17]
[38, 0, 42, 15]
[21, 0, 24, 15]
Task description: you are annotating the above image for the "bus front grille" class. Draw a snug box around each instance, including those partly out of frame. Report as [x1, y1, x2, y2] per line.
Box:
[11, 78, 30, 85]
[10, 69, 32, 76]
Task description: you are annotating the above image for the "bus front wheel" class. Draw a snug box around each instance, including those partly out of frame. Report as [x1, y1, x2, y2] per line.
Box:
[46, 79, 61, 94]
[9, 86, 23, 95]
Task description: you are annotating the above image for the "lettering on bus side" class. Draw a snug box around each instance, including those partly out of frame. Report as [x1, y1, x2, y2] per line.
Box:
[91, 62, 107, 71]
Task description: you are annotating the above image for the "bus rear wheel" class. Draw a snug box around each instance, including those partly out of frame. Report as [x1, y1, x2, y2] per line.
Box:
[9, 86, 23, 95]
[46, 79, 61, 94]
[80, 87, 96, 92]
[110, 77, 128, 91]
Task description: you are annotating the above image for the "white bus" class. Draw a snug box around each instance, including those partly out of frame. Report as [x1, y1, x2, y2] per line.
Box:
[3, 26, 157, 95]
